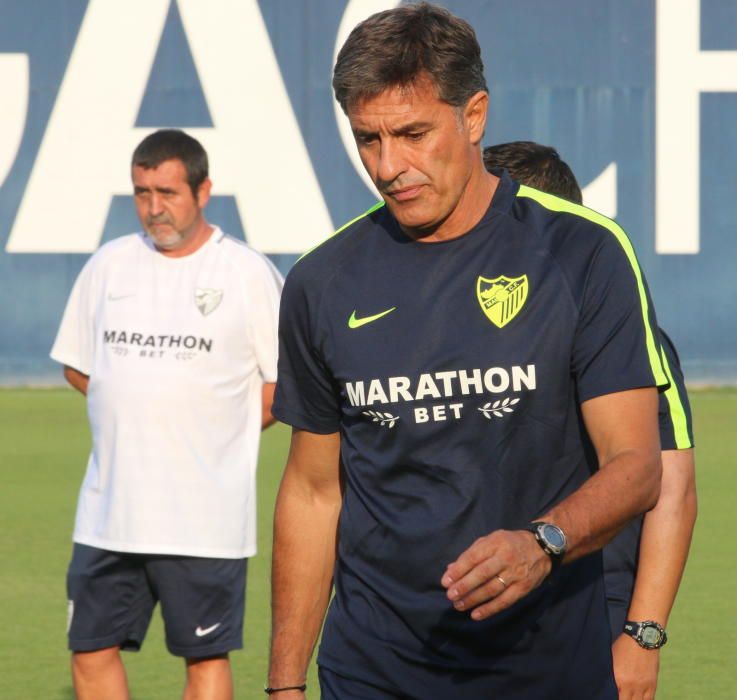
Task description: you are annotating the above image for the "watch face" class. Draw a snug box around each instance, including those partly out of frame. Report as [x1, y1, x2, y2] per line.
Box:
[641, 626, 661, 647]
[540, 524, 566, 552]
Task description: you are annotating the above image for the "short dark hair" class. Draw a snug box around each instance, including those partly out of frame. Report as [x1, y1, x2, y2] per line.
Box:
[483, 141, 582, 204]
[333, 2, 487, 114]
[131, 129, 208, 195]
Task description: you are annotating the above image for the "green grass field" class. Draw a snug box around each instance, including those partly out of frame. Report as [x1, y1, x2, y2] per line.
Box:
[1, 388, 735, 698]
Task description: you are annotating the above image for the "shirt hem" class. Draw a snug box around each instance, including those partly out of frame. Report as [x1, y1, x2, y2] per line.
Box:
[578, 377, 663, 405]
[49, 350, 90, 376]
[272, 404, 340, 434]
[73, 534, 254, 560]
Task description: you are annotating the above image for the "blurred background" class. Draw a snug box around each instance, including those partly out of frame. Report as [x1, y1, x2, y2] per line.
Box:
[0, 0, 735, 385]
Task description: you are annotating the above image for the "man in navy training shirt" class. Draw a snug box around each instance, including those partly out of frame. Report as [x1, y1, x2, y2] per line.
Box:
[268, 4, 667, 699]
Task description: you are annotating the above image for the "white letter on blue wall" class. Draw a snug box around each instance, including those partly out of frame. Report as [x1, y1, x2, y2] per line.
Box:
[6, 0, 333, 255]
[656, 0, 737, 254]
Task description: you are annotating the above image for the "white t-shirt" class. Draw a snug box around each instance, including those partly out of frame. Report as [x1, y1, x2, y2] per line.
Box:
[51, 228, 283, 558]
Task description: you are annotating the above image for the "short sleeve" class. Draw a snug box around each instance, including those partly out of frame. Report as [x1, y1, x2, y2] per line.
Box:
[272, 271, 342, 434]
[50, 258, 95, 375]
[657, 330, 694, 450]
[246, 257, 284, 384]
[572, 232, 667, 403]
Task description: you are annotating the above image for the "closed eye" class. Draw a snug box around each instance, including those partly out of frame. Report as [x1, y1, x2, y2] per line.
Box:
[354, 132, 377, 146]
[405, 131, 426, 142]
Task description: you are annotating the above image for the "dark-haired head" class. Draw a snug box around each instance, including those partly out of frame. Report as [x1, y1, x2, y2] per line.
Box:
[132, 129, 208, 196]
[483, 141, 582, 204]
[333, 2, 487, 114]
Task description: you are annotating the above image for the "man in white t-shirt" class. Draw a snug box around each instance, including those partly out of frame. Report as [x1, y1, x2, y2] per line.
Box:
[51, 129, 283, 700]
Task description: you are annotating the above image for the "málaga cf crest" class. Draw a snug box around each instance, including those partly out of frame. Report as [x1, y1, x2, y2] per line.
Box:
[195, 288, 223, 316]
[476, 275, 529, 328]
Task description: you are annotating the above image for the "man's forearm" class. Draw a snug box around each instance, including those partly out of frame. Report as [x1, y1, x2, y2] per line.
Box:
[625, 448, 697, 624]
[269, 470, 341, 690]
[441, 387, 662, 622]
[441, 444, 661, 622]
[542, 388, 662, 562]
[542, 446, 662, 563]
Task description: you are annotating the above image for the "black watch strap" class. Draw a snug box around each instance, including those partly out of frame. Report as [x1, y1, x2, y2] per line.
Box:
[623, 620, 668, 649]
[524, 521, 566, 568]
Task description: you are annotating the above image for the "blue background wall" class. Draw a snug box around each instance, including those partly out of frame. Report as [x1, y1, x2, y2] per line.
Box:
[0, 0, 735, 383]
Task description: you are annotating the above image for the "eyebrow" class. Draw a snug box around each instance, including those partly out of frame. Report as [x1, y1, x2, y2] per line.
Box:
[133, 185, 177, 195]
[353, 120, 434, 140]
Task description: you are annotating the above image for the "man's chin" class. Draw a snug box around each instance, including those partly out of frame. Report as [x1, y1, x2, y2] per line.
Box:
[147, 231, 182, 251]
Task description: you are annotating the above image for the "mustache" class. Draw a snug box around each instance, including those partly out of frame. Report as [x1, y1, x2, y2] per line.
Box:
[380, 178, 428, 195]
[147, 215, 172, 226]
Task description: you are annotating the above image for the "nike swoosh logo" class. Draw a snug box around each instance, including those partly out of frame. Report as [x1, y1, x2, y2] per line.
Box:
[107, 293, 135, 301]
[195, 623, 221, 637]
[348, 307, 397, 329]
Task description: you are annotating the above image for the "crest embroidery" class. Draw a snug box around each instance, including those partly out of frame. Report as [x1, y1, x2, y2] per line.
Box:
[476, 275, 529, 328]
[195, 288, 223, 316]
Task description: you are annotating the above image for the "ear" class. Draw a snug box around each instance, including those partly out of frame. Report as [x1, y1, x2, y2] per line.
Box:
[463, 91, 488, 146]
[196, 177, 212, 209]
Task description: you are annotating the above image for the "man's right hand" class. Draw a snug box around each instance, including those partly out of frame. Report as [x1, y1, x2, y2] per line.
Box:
[612, 633, 659, 699]
[441, 528, 553, 621]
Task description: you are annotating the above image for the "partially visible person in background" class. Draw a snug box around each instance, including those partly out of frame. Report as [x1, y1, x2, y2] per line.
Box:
[51, 128, 283, 700]
[483, 141, 581, 201]
[485, 140, 697, 700]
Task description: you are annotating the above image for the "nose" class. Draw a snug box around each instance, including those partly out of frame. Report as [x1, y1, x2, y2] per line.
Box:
[376, 139, 406, 187]
[149, 192, 164, 217]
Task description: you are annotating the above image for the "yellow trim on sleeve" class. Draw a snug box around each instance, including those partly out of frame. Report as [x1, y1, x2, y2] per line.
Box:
[516, 185, 667, 387]
[297, 201, 386, 263]
[659, 345, 693, 449]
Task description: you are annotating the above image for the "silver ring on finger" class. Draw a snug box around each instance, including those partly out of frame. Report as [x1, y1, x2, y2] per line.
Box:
[495, 574, 508, 588]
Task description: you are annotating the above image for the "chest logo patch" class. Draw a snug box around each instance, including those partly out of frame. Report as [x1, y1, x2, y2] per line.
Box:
[348, 307, 396, 329]
[195, 288, 223, 316]
[476, 275, 529, 328]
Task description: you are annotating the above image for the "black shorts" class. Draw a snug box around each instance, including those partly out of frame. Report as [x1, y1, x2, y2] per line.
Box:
[66, 543, 247, 658]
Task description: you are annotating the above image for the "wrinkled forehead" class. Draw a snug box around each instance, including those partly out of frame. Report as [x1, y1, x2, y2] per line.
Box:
[131, 157, 186, 174]
[353, 69, 447, 104]
[348, 76, 445, 113]
[347, 80, 461, 135]
[131, 158, 190, 188]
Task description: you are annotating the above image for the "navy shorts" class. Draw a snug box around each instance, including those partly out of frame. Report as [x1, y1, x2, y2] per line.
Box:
[67, 543, 247, 658]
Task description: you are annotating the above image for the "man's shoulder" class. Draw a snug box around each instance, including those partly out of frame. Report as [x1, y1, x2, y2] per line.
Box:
[90, 232, 143, 258]
[216, 232, 284, 284]
[510, 186, 637, 276]
[217, 231, 270, 266]
[513, 186, 615, 245]
[289, 201, 386, 283]
[83, 233, 144, 272]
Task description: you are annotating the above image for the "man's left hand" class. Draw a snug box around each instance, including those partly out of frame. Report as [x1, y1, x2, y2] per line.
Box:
[440, 529, 552, 621]
[612, 633, 660, 700]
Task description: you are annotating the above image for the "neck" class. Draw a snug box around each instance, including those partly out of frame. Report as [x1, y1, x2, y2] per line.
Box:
[408, 167, 499, 243]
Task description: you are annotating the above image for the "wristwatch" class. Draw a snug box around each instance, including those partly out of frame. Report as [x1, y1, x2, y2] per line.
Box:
[623, 620, 668, 649]
[524, 521, 567, 568]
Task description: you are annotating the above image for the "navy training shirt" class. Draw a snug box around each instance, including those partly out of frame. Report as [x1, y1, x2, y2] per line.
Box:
[273, 171, 668, 699]
[603, 328, 694, 637]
